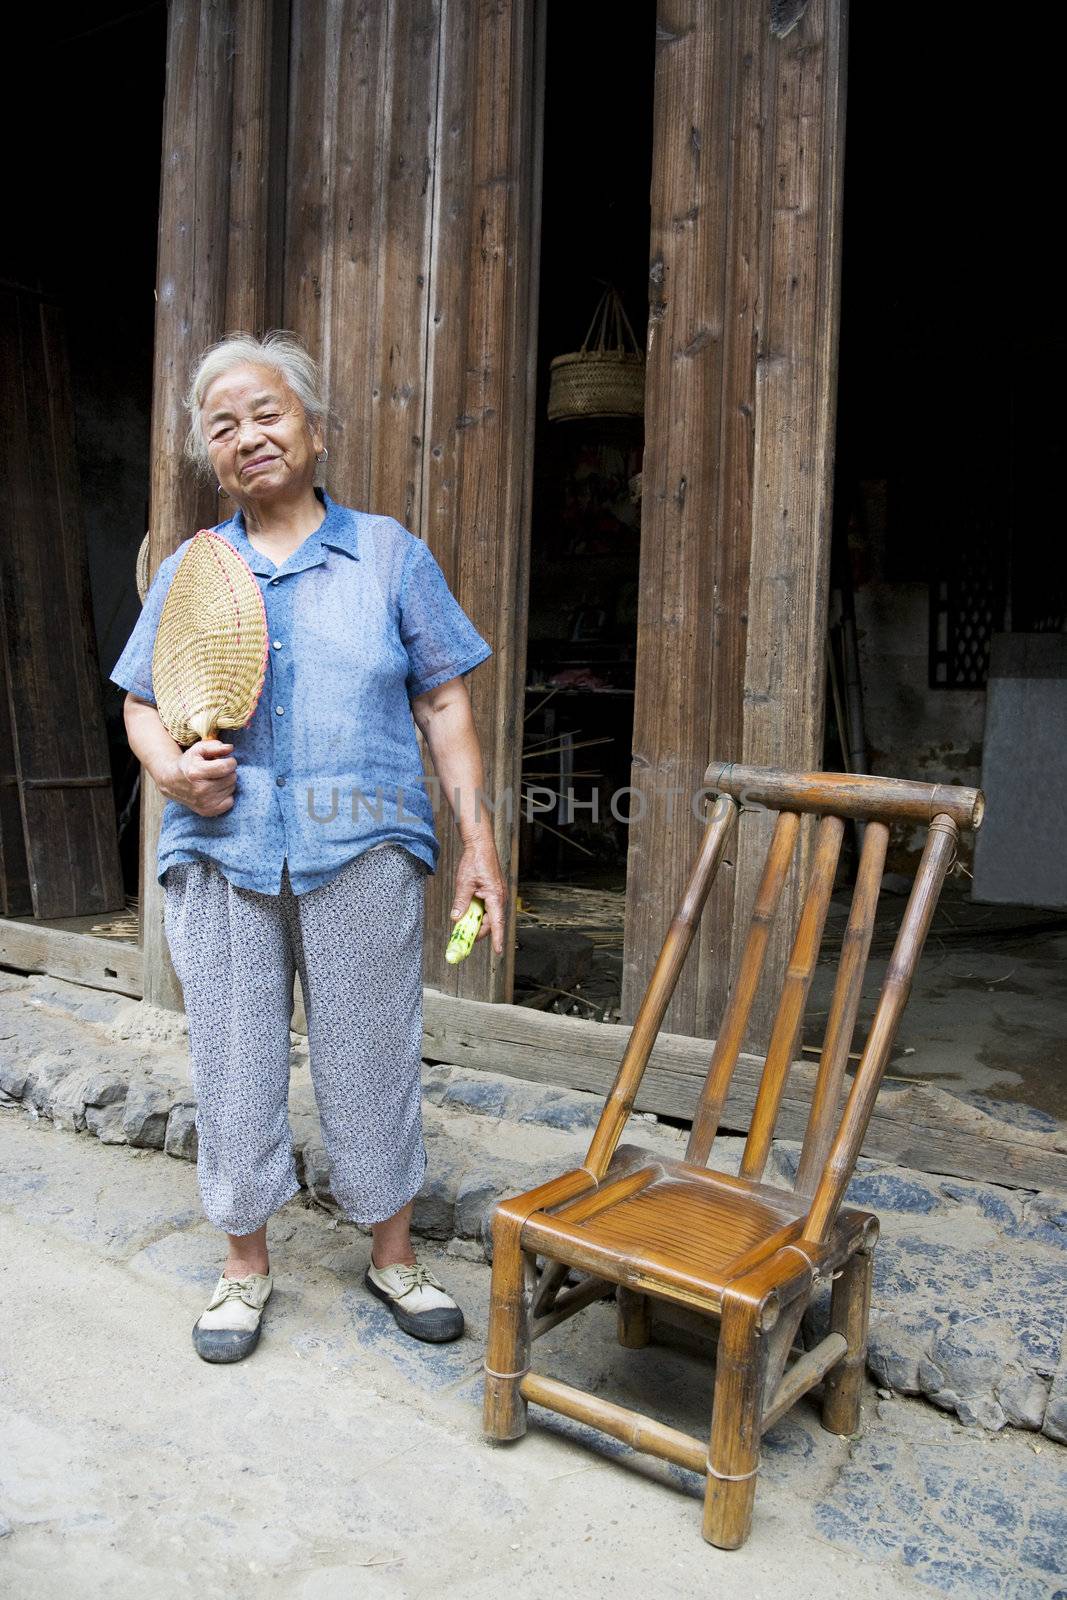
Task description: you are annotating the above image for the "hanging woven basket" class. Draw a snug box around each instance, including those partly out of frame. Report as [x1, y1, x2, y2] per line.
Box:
[547, 285, 646, 423]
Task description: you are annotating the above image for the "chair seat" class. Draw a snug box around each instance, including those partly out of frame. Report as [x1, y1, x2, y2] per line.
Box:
[521, 1145, 860, 1312]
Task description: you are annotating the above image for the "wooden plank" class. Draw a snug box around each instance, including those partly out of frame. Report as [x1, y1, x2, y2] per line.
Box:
[0, 637, 32, 916]
[285, 0, 386, 504]
[284, 0, 543, 1009]
[0, 920, 142, 998]
[284, 0, 440, 524]
[370, 3, 440, 528]
[421, 989, 1067, 1193]
[626, 0, 847, 1047]
[226, 0, 291, 330]
[419, 0, 541, 1003]
[0, 300, 32, 919]
[143, 0, 286, 1007]
[143, 0, 236, 1008]
[732, 0, 848, 1020]
[625, 0, 735, 1039]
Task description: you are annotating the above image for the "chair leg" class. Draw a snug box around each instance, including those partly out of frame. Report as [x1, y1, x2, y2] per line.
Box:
[483, 1221, 534, 1442]
[703, 1296, 768, 1550]
[617, 1287, 651, 1349]
[821, 1242, 874, 1437]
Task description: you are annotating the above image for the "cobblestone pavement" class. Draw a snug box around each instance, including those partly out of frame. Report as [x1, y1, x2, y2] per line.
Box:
[1, 972, 1065, 1597]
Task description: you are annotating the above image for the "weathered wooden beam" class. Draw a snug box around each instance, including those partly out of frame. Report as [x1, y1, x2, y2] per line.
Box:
[283, 0, 542, 1008]
[730, 0, 849, 1030]
[144, 0, 290, 1010]
[419, 0, 543, 1005]
[421, 989, 1067, 1193]
[626, 0, 848, 1047]
[0, 920, 142, 998]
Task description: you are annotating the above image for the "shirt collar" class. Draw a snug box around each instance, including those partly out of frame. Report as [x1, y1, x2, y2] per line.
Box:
[217, 489, 360, 574]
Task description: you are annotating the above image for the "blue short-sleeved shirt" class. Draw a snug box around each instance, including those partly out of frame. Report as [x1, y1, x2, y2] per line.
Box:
[109, 490, 493, 894]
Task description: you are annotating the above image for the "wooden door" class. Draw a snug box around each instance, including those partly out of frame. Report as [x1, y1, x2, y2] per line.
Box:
[0, 286, 126, 920]
[623, 0, 848, 1042]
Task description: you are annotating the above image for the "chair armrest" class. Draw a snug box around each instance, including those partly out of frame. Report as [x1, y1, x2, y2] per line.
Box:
[489, 1167, 600, 1238]
[722, 1241, 832, 1329]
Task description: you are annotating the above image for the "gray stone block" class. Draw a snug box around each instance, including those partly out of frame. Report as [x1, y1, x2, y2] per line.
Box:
[928, 1316, 1021, 1396]
[24, 1057, 76, 1116]
[440, 1077, 515, 1119]
[517, 1093, 600, 1133]
[844, 1171, 943, 1215]
[939, 1180, 1025, 1231]
[421, 1065, 453, 1105]
[1043, 1387, 1067, 1444]
[1042, 1333, 1067, 1444]
[164, 1103, 198, 1161]
[1021, 1192, 1067, 1252]
[955, 1395, 1007, 1431]
[301, 1141, 335, 1205]
[769, 1141, 800, 1184]
[867, 1314, 932, 1395]
[454, 1160, 517, 1241]
[995, 1369, 1049, 1431]
[51, 1069, 129, 1134]
[85, 1102, 129, 1145]
[0, 1062, 28, 1100]
[122, 1083, 175, 1150]
[412, 1169, 459, 1241]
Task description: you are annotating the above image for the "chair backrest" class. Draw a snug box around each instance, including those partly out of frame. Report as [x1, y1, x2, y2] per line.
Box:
[583, 763, 985, 1245]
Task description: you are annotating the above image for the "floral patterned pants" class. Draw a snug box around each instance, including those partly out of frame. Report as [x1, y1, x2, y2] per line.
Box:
[162, 844, 428, 1235]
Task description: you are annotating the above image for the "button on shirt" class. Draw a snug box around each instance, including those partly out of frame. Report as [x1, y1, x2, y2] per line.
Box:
[109, 491, 494, 895]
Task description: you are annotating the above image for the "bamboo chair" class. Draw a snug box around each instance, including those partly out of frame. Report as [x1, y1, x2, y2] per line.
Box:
[483, 762, 984, 1550]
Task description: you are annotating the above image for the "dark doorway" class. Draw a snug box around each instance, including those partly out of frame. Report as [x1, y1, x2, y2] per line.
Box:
[3, 2, 166, 922]
[826, 9, 1067, 1121]
[514, 0, 657, 1019]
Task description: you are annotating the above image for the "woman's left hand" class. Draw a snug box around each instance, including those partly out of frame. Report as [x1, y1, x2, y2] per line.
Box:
[450, 833, 507, 957]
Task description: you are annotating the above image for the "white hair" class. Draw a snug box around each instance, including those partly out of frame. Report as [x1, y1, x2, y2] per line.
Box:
[183, 329, 329, 472]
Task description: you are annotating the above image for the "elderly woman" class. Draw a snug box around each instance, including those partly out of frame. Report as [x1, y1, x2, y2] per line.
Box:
[111, 330, 506, 1362]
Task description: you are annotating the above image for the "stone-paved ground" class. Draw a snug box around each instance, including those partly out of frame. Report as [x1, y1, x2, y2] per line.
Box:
[813, 1396, 1067, 1599]
[2, 1109, 1065, 1599]
[1, 969, 1065, 1448]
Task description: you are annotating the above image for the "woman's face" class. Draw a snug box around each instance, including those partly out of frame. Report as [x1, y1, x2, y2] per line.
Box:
[201, 363, 324, 505]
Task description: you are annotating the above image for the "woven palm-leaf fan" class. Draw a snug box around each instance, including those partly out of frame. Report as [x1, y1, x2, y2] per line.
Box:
[152, 530, 269, 748]
[135, 530, 151, 603]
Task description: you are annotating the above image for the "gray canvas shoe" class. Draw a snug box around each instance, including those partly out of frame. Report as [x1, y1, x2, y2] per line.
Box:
[364, 1260, 465, 1343]
[193, 1272, 273, 1363]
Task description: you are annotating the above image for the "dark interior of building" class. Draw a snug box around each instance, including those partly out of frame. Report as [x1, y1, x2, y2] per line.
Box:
[5, 1, 166, 909]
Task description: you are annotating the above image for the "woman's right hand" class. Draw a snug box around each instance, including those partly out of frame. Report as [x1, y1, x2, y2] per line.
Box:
[161, 739, 237, 816]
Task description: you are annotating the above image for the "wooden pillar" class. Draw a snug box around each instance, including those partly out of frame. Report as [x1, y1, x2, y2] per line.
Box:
[622, 0, 847, 1045]
[285, 0, 543, 1004]
[420, 0, 543, 1003]
[143, 0, 289, 1008]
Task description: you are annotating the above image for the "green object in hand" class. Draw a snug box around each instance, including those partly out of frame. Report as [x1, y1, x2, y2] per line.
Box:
[445, 897, 486, 964]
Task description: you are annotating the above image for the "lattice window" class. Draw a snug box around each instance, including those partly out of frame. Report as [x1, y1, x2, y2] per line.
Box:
[929, 541, 1007, 689]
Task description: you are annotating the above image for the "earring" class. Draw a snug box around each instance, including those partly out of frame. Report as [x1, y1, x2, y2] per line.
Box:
[317, 448, 329, 463]
[216, 482, 227, 496]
